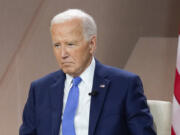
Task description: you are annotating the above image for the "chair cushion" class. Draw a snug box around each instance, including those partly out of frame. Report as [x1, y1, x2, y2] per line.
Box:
[147, 100, 172, 135]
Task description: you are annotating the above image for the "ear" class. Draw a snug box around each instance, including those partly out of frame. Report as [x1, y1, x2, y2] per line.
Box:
[89, 36, 96, 54]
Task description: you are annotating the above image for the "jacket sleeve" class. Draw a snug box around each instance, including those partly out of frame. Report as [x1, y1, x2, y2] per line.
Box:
[125, 75, 157, 135]
[19, 82, 37, 135]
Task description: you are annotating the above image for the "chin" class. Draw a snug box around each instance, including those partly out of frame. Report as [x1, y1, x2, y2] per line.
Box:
[62, 68, 74, 75]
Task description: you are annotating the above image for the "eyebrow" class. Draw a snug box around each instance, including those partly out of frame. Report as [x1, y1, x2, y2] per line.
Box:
[53, 40, 78, 45]
[53, 38, 82, 45]
[53, 42, 61, 45]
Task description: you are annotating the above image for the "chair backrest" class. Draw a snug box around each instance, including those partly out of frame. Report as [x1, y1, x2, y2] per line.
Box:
[147, 100, 172, 135]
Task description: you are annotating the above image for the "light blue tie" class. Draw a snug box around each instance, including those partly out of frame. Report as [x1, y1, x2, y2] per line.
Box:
[62, 77, 82, 135]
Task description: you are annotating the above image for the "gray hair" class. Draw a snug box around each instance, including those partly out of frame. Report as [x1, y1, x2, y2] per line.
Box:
[50, 9, 97, 41]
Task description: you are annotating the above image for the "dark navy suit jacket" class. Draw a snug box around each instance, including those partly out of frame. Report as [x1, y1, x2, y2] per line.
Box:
[20, 60, 156, 135]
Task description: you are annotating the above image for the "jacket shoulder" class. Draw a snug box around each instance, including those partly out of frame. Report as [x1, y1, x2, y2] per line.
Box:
[102, 64, 139, 80]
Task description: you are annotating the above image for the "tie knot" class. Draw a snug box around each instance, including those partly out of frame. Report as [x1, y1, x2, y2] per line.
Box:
[72, 77, 81, 86]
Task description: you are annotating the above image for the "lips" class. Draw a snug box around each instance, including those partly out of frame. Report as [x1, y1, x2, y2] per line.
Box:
[61, 62, 74, 65]
[62, 61, 72, 64]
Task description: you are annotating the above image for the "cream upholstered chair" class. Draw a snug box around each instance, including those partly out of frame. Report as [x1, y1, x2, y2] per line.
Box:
[147, 100, 172, 135]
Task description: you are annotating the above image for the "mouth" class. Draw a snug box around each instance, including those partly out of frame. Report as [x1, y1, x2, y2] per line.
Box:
[61, 62, 74, 65]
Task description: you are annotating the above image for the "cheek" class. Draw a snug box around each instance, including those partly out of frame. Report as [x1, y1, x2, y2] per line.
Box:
[54, 51, 59, 60]
[53, 48, 61, 58]
[78, 48, 91, 64]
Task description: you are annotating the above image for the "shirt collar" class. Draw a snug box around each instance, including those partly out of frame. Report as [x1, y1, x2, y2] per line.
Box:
[65, 73, 73, 86]
[80, 57, 95, 88]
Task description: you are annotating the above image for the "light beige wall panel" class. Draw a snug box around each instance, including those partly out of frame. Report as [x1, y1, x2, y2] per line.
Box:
[125, 37, 177, 101]
[97, 0, 143, 67]
[0, 0, 46, 134]
[141, 0, 180, 37]
[0, 58, 19, 135]
[0, 0, 44, 80]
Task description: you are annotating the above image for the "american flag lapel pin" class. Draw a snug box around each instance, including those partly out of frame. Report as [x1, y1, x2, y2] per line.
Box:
[99, 84, 105, 88]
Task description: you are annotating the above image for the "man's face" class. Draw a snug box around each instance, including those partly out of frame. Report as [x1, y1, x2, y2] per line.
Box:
[51, 18, 96, 77]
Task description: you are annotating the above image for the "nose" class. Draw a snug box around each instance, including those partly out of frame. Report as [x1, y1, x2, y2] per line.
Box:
[61, 45, 68, 59]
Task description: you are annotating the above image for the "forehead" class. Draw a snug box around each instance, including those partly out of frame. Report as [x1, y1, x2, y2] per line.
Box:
[51, 18, 84, 38]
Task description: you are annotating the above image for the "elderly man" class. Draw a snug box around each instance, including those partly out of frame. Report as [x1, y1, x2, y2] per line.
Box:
[20, 9, 156, 135]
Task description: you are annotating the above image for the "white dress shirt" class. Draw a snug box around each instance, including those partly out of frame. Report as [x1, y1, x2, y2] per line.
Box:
[59, 57, 95, 135]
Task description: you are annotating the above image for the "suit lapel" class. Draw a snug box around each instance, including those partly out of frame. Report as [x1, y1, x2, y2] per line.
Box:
[88, 61, 110, 135]
[49, 70, 65, 135]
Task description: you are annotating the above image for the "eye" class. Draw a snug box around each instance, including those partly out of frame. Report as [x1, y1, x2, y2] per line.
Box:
[54, 43, 61, 48]
[67, 43, 75, 46]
